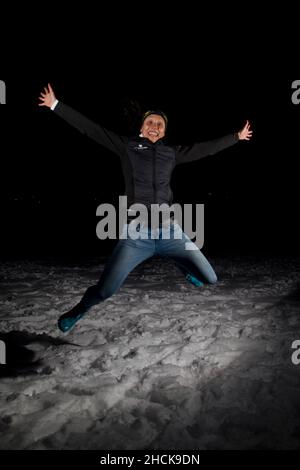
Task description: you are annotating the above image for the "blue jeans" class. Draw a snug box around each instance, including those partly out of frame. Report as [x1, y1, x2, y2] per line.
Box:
[78, 221, 217, 312]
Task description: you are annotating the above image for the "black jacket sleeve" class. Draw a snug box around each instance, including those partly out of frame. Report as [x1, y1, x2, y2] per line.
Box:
[175, 133, 239, 165]
[53, 102, 128, 158]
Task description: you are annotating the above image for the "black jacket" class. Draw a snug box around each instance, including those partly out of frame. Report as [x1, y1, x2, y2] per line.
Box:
[54, 102, 238, 208]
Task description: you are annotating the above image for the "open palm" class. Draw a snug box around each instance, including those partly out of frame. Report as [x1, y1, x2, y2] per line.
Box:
[38, 83, 57, 108]
[238, 120, 253, 141]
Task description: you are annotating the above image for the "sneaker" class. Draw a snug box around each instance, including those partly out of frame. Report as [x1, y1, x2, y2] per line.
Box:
[58, 305, 85, 333]
[185, 273, 204, 287]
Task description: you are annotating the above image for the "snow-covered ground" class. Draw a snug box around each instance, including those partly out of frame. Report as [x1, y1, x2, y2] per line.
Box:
[1, 256, 300, 450]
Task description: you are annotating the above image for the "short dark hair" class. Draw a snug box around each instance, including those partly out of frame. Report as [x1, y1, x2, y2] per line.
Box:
[142, 109, 168, 128]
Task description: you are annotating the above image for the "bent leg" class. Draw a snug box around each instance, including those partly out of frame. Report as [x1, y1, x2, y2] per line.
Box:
[78, 237, 155, 311]
[173, 251, 218, 285]
[58, 237, 155, 332]
[157, 223, 217, 285]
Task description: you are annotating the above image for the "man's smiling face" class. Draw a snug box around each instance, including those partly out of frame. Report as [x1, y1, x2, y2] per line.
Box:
[140, 114, 166, 143]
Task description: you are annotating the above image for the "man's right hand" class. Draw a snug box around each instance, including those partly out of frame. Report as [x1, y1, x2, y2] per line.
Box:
[38, 83, 57, 108]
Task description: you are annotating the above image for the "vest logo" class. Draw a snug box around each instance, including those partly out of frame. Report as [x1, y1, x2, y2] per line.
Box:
[134, 144, 149, 151]
[0, 80, 6, 104]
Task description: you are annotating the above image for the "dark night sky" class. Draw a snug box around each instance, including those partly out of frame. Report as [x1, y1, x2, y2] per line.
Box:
[1, 75, 299, 258]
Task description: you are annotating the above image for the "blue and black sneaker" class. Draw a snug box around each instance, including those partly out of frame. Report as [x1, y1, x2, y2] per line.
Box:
[58, 305, 85, 333]
[185, 273, 204, 287]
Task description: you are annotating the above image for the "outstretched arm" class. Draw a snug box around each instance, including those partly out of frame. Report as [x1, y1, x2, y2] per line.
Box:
[175, 120, 253, 165]
[38, 84, 128, 158]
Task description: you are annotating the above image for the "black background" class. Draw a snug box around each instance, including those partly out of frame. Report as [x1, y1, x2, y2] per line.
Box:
[1, 75, 299, 259]
[1, 8, 300, 456]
